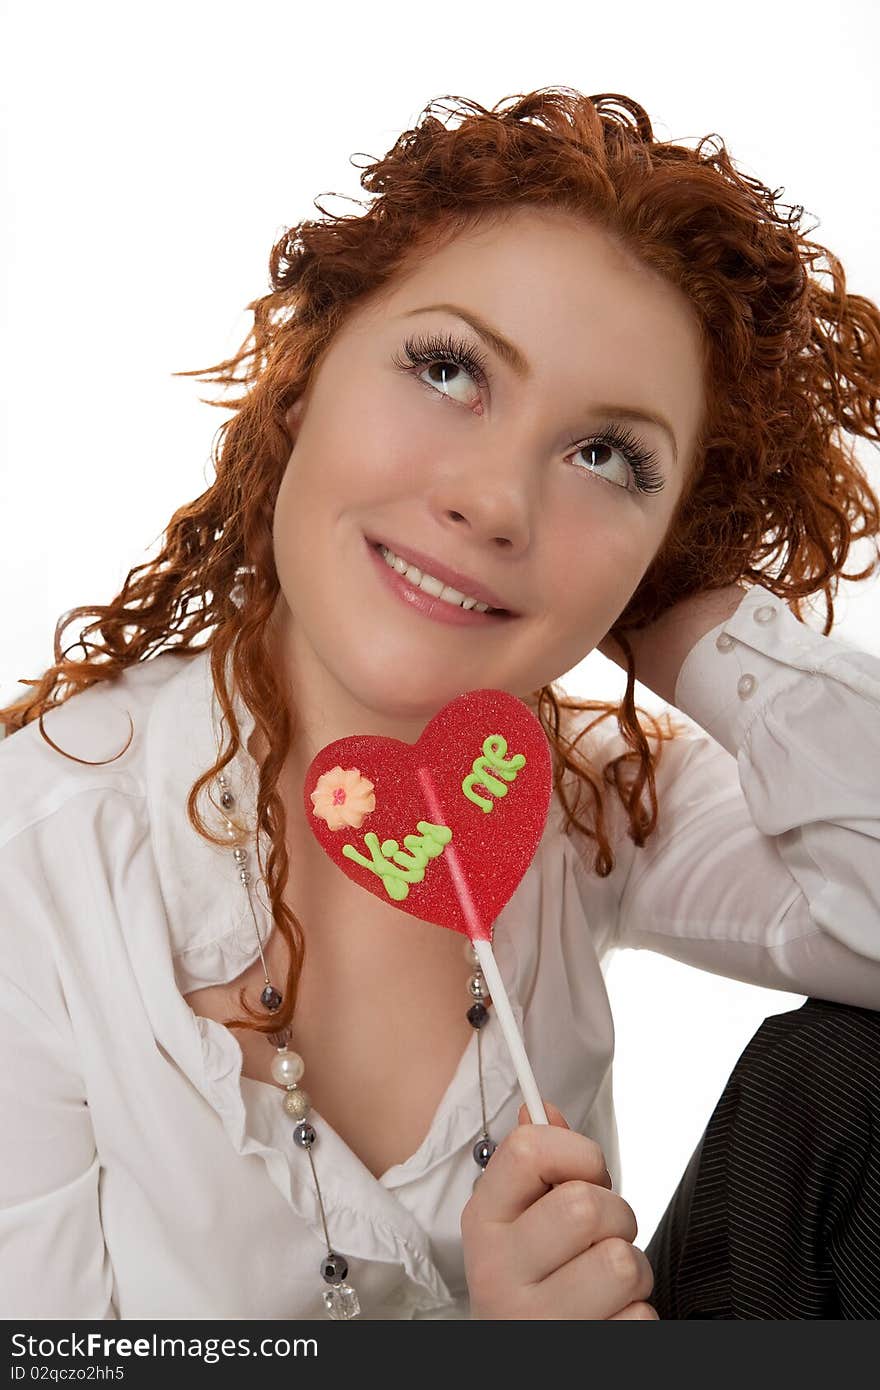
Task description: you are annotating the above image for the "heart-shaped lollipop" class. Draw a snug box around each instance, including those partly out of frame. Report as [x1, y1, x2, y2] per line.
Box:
[302, 688, 553, 942]
[302, 687, 553, 1125]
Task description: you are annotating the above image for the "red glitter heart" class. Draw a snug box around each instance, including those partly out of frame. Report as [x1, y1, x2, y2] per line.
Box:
[302, 688, 553, 941]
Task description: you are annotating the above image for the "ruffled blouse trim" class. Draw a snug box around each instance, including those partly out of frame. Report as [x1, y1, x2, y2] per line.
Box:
[193, 1012, 456, 1306]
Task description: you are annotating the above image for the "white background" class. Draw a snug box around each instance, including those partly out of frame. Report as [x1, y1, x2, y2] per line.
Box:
[3, 0, 879, 1247]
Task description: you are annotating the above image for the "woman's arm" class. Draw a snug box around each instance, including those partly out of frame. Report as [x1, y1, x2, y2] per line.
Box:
[0, 878, 117, 1318]
[598, 581, 749, 707]
[596, 583, 880, 1005]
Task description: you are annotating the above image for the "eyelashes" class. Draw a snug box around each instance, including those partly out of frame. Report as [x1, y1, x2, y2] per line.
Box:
[392, 329, 491, 391]
[391, 329, 667, 496]
[569, 419, 666, 496]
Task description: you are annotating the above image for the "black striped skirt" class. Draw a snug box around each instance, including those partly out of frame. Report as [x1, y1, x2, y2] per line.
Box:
[645, 997, 880, 1318]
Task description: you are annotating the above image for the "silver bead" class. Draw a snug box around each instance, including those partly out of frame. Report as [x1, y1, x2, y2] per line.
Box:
[468, 974, 489, 1000]
[737, 673, 757, 700]
[220, 790, 235, 809]
[233, 846, 247, 864]
[239, 868, 251, 885]
[754, 604, 776, 625]
[270, 1047, 305, 1087]
[715, 632, 735, 652]
[218, 772, 229, 788]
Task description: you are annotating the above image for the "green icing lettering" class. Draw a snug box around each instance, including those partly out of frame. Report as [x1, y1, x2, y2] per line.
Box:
[341, 820, 453, 902]
[462, 733, 527, 812]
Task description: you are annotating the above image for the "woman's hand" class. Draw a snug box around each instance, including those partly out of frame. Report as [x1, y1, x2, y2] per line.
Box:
[597, 582, 749, 706]
[461, 1100, 657, 1320]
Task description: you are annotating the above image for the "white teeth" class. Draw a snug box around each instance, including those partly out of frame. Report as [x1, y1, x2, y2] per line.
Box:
[378, 546, 492, 612]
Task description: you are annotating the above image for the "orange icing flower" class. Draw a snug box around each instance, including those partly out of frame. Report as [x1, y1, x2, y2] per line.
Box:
[310, 765, 376, 830]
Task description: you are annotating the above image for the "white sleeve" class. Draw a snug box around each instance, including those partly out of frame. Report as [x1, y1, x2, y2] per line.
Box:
[0, 869, 117, 1318]
[613, 583, 880, 1007]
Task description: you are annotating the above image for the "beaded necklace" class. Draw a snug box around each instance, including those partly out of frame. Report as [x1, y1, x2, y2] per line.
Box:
[215, 768, 496, 1319]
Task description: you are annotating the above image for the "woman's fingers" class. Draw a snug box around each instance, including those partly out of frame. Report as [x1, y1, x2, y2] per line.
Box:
[462, 1097, 642, 1319]
[509, 1179, 639, 1285]
[471, 1117, 612, 1224]
[608, 1301, 660, 1320]
[531, 1237, 656, 1320]
[517, 1099, 570, 1129]
[517, 1101, 614, 1189]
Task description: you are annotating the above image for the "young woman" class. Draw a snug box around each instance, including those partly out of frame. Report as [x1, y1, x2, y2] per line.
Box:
[2, 87, 879, 1321]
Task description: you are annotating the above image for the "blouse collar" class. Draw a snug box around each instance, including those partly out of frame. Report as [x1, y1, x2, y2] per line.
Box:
[144, 636, 568, 995]
[144, 640, 271, 994]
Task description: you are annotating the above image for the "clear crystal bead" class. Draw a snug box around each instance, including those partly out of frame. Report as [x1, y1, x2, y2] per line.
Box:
[323, 1282, 360, 1318]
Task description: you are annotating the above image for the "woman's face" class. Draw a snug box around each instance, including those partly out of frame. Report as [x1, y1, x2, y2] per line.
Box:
[269, 206, 705, 746]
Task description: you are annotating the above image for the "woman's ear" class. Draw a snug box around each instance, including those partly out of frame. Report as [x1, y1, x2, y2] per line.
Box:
[284, 397, 306, 444]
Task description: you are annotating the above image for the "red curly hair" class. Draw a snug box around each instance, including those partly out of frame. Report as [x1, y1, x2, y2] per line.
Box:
[4, 87, 879, 1042]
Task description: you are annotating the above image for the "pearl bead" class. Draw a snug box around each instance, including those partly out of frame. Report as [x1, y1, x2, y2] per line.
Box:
[233, 846, 247, 864]
[463, 940, 480, 966]
[270, 1048, 305, 1087]
[282, 1087, 312, 1121]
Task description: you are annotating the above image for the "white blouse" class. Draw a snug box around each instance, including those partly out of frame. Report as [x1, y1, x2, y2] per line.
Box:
[2, 583, 879, 1321]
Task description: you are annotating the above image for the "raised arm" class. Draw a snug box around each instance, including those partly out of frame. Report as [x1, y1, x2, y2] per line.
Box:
[600, 583, 880, 1005]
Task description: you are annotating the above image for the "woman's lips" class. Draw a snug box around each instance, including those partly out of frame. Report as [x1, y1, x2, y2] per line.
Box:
[367, 533, 515, 613]
[366, 539, 515, 628]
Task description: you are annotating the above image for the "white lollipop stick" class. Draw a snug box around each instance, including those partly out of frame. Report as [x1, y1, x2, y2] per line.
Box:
[416, 766, 549, 1127]
[472, 936, 548, 1126]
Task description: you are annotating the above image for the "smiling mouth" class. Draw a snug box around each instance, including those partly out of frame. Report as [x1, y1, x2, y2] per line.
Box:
[367, 540, 514, 617]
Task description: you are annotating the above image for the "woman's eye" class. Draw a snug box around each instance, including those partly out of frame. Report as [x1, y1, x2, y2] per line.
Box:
[392, 332, 489, 410]
[567, 433, 666, 496]
[392, 333, 665, 496]
[569, 441, 631, 490]
[416, 358, 481, 406]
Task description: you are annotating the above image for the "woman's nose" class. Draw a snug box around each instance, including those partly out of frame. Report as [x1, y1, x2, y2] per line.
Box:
[426, 450, 535, 555]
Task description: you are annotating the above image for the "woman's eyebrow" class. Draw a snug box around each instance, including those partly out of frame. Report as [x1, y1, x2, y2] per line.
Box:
[400, 301, 680, 468]
[401, 301, 532, 378]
